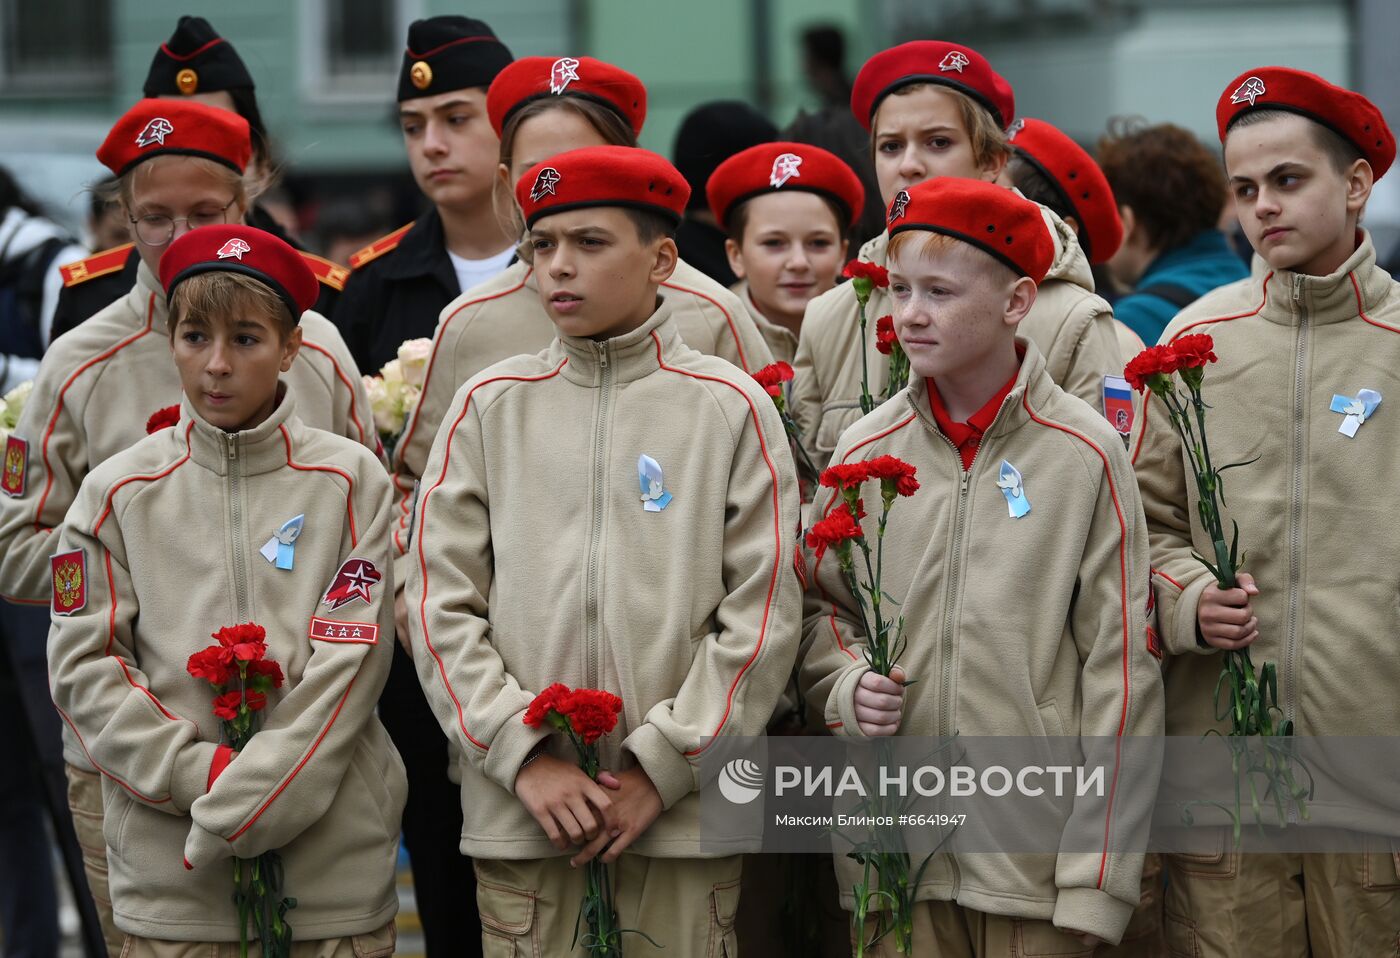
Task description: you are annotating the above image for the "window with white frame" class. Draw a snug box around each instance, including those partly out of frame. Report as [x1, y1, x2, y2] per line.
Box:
[0, 0, 112, 93]
[302, 0, 424, 103]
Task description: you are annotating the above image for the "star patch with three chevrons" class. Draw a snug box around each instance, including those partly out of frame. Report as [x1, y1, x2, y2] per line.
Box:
[348, 223, 415, 271]
[59, 244, 135, 288]
[322, 557, 382, 611]
[2, 435, 26, 497]
[51, 549, 87, 615]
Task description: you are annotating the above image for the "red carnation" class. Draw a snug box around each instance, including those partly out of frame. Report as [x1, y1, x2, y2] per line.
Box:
[752, 361, 795, 398]
[1123, 345, 1180, 393]
[805, 502, 865, 560]
[244, 690, 268, 713]
[1171, 334, 1218, 369]
[187, 646, 235, 686]
[523, 683, 573, 729]
[212, 623, 266, 648]
[874, 316, 897, 355]
[246, 658, 284, 690]
[842, 260, 890, 288]
[212, 690, 244, 721]
[820, 462, 870, 491]
[145, 404, 181, 435]
[563, 689, 623, 745]
[864, 455, 919, 498]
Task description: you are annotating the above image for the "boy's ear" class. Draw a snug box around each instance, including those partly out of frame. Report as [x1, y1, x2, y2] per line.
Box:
[1345, 157, 1375, 218]
[497, 161, 514, 197]
[1004, 276, 1037, 328]
[280, 324, 303, 373]
[649, 236, 679, 287]
[723, 237, 746, 281]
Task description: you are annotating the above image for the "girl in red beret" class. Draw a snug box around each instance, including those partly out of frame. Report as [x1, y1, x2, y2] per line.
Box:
[46, 223, 403, 956]
[707, 141, 865, 365]
[0, 100, 379, 955]
[1135, 67, 1400, 958]
[384, 54, 775, 640]
[790, 40, 1127, 471]
[802, 177, 1163, 955]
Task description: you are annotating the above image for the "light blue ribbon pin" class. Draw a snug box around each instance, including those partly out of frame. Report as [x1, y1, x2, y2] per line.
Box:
[996, 460, 1031, 519]
[1329, 389, 1381, 438]
[259, 514, 304, 569]
[638, 455, 673, 512]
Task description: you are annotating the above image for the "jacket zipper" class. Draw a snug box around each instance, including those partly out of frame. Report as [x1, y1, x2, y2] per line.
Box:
[225, 433, 249, 621]
[1284, 273, 1306, 824]
[584, 342, 613, 694]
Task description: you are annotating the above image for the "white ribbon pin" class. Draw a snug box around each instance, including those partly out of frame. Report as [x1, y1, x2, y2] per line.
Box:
[1329, 389, 1381, 438]
[996, 460, 1031, 518]
[638, 455, 673, 512]
[259, 514, 304, 570]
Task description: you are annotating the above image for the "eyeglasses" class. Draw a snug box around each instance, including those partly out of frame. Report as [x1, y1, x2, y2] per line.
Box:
[129, 199, 238, 247]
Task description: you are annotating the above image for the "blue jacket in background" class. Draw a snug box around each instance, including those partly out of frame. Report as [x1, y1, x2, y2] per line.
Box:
[1114, 229, 1249, 346]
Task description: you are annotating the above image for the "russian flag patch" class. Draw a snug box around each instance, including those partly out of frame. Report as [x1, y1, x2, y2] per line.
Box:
[1103, 375, 1134, 438]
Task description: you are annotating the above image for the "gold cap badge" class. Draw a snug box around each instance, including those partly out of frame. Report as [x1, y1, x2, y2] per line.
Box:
[410, 61, 432, 90]
[176, 68, 199, 95]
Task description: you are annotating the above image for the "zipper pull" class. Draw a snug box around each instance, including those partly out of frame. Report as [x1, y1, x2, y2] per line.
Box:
[1292, 274, 1304, 304]
[597, 343, 609, 368]
[960, 471, 970, 495]
[227, 435, 237, 460]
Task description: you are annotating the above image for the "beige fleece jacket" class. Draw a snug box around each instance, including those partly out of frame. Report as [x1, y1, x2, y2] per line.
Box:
[801, 341, 1163, 945]
[1132, 232, 1400, 836]
[46, 390, 403, 941]
[387, 257, 774, 584]
[790, 208, 1123, 467]
[0, 262, 379, 607]
[404, 297, 801, 859]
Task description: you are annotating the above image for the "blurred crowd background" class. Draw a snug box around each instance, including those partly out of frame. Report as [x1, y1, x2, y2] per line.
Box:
[4, 0, 1400, 266]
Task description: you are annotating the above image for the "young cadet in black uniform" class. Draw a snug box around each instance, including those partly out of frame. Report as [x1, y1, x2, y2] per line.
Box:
[332, 16, 517, 375]
[330, 17, 514, 958]
[51, 16, 346, 340]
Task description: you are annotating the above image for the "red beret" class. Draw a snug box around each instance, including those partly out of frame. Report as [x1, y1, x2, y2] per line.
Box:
[851, 41, 1014, 132]
[486, 56, 646, 138]
[98, 99, 251, 178]
[159, 225, 318, 322]
[886, 178, 1053, 284]
[1217, 67, 1395, 179]
[706, 141, 865, 229]
[1007, 118, 1123, 263]
[515, 146, 689, 230]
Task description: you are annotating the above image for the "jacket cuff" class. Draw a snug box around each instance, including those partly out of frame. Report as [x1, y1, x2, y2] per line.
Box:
[1052, 886, 1133, 947]
[170, 741, 219, 813]
[481, 710, 550, 795]
[622, 722, 695, 810]
[826, 662, 871, 738]
[182, 820, 232, 871]
[207, 745, 235, 790]
[1167, 573, 1216, 656]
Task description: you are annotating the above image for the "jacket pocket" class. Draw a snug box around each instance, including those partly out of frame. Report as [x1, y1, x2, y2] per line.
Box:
[350, 921, 397, 958]
[1012, 917, 1095, 956]
[709, 877, 741, 958]
[101, 788, 136, 851]
[1163, 907, 1200, 958]
[1363, 834, 1400, 890]
[816, 401, 861, 459]
[1037, 701, 1066, 738]
[477, 875, 536, 958]
[1167, 830, 1237, 881]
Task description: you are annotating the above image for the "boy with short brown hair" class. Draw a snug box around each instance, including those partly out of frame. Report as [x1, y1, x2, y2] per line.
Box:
[46, 225, 404, 956]
[1133, 68, 1400, 957]
[406, 145, 801, 956]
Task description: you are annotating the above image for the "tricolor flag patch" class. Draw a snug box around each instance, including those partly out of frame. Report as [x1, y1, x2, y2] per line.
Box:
[1103, 375, 1134, 438]
[2, 435, 26, 497]
[51, 549, 87, 615]
[308, 616, 379, 644]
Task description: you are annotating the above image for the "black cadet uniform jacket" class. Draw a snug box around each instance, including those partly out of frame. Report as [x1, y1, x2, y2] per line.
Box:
[331, 207, 470, 376]
[51, 205, 344, 341]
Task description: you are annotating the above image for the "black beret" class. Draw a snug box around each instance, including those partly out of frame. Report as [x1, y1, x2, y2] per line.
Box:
[398, 16, 514, 103]
[143, 16, 254, 98]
